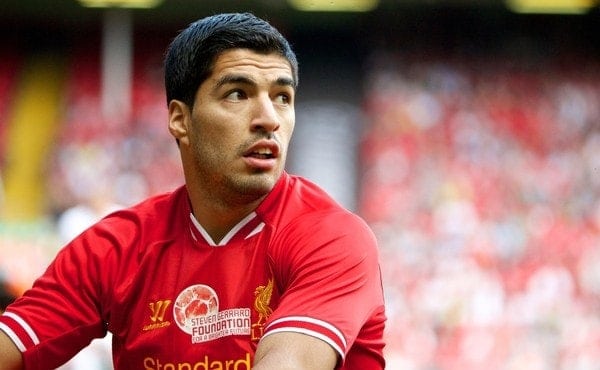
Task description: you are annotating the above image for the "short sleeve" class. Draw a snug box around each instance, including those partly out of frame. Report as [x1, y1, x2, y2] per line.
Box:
[0, 228, 110, 370]
[264, 210, 386, 367]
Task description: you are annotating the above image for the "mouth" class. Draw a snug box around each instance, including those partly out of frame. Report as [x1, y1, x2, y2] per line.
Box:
[243, 140, 280, 159]
[246, 147, 274, 159]
[242, 140, 280, 171]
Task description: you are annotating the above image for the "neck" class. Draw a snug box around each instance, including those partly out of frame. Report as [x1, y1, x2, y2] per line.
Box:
[188, 191, 265, 244]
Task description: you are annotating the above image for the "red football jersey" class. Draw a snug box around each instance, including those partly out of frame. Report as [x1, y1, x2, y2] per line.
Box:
[0, 172, 386, 369]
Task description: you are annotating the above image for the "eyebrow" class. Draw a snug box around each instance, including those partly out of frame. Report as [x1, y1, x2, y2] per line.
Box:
[215, 74, 296, 90]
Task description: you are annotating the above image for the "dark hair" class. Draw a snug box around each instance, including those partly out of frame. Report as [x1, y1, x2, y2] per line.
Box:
[164, 12, 298, 108]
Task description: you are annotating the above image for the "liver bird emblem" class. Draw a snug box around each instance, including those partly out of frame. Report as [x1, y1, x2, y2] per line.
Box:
[252, 278, 274, 340]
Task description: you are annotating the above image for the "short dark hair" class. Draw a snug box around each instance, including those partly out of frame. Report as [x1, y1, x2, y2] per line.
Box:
[164, 12, 298, 108]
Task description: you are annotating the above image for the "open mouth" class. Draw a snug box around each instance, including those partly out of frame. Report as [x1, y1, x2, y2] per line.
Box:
[242, 141, 280, 170]
[244, 140, 280, 159]
[247, 148, 274, 159]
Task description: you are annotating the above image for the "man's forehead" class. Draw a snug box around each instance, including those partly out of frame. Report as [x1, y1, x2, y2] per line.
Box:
[211, 49, 294, 80]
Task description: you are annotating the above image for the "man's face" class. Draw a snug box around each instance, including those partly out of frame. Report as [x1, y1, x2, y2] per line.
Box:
[172, 48, 296, 203]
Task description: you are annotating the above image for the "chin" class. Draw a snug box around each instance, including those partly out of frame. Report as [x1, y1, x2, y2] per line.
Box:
[231, 173, 277, 198]
[247, 175, 277, 194]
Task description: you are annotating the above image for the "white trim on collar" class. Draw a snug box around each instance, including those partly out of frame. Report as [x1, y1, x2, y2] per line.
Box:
[189, 212, 258, 246]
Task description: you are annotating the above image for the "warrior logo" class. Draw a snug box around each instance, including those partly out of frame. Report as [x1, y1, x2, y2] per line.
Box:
[149, 300, 171, 323]
[252, 278, 274, 341]
[173, 284, 251, 343]
[143, 300, 172, 331]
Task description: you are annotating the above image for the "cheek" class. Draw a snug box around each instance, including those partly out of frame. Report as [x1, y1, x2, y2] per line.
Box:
[193, 130, 229, 159]
[191, 109, 229, 145]
[193, 124, 243, 165]
[189, 114, 224, 159]
[280, 119, 295, 145]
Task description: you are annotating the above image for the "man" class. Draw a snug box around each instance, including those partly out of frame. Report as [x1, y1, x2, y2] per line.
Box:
[0, 13, 386, 369]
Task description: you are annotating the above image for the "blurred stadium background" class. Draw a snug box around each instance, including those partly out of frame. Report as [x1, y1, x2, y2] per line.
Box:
[0, 0, 599, 369]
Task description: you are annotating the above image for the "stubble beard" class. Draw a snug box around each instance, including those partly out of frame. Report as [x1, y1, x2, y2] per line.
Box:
[220, 136, 285, 206]
[191, 131, 285, 207]
[193, 154, 282, 208]
[222, 169, 280, 206]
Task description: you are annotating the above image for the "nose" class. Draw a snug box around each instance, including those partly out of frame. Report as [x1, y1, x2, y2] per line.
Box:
[250, 95, 280, 133]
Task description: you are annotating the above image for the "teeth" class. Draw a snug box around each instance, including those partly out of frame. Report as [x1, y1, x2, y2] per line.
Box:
[254, 148, 272, 155]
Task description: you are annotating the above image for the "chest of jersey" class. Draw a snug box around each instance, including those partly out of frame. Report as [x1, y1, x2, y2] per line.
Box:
[107, 231, 279, 368]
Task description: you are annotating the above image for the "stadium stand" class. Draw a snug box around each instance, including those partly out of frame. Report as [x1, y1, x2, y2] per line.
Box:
[361, 50, 600, 369]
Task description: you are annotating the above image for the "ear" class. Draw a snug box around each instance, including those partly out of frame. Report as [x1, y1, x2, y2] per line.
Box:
[168, 100, 190, 145]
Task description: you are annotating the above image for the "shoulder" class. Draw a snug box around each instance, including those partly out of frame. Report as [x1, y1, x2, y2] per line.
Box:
[286, 174, 341, 209]
[67, 186, 189, 260]
[262, 173, 354, 225]
[97, 186, 187, 234]
[265, 175, 377, 265]
[281, 209, 377, 264]
[280, 174, 375, 244]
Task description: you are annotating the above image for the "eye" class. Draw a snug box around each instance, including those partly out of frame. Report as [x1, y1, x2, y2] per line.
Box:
[274, 92, 292, 105]
[225, 90, 246, 101]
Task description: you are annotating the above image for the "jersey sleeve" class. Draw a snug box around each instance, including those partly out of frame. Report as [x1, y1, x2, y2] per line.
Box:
[0, 225, 114, 370]
[264, 210, 386, 368]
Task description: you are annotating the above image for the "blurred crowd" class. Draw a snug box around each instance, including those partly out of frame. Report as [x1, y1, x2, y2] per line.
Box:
[360, 51, 600, 369]
[1, 41, 600, 369]
[0, 44, 180, 370]
[47, 43, 184, 230]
